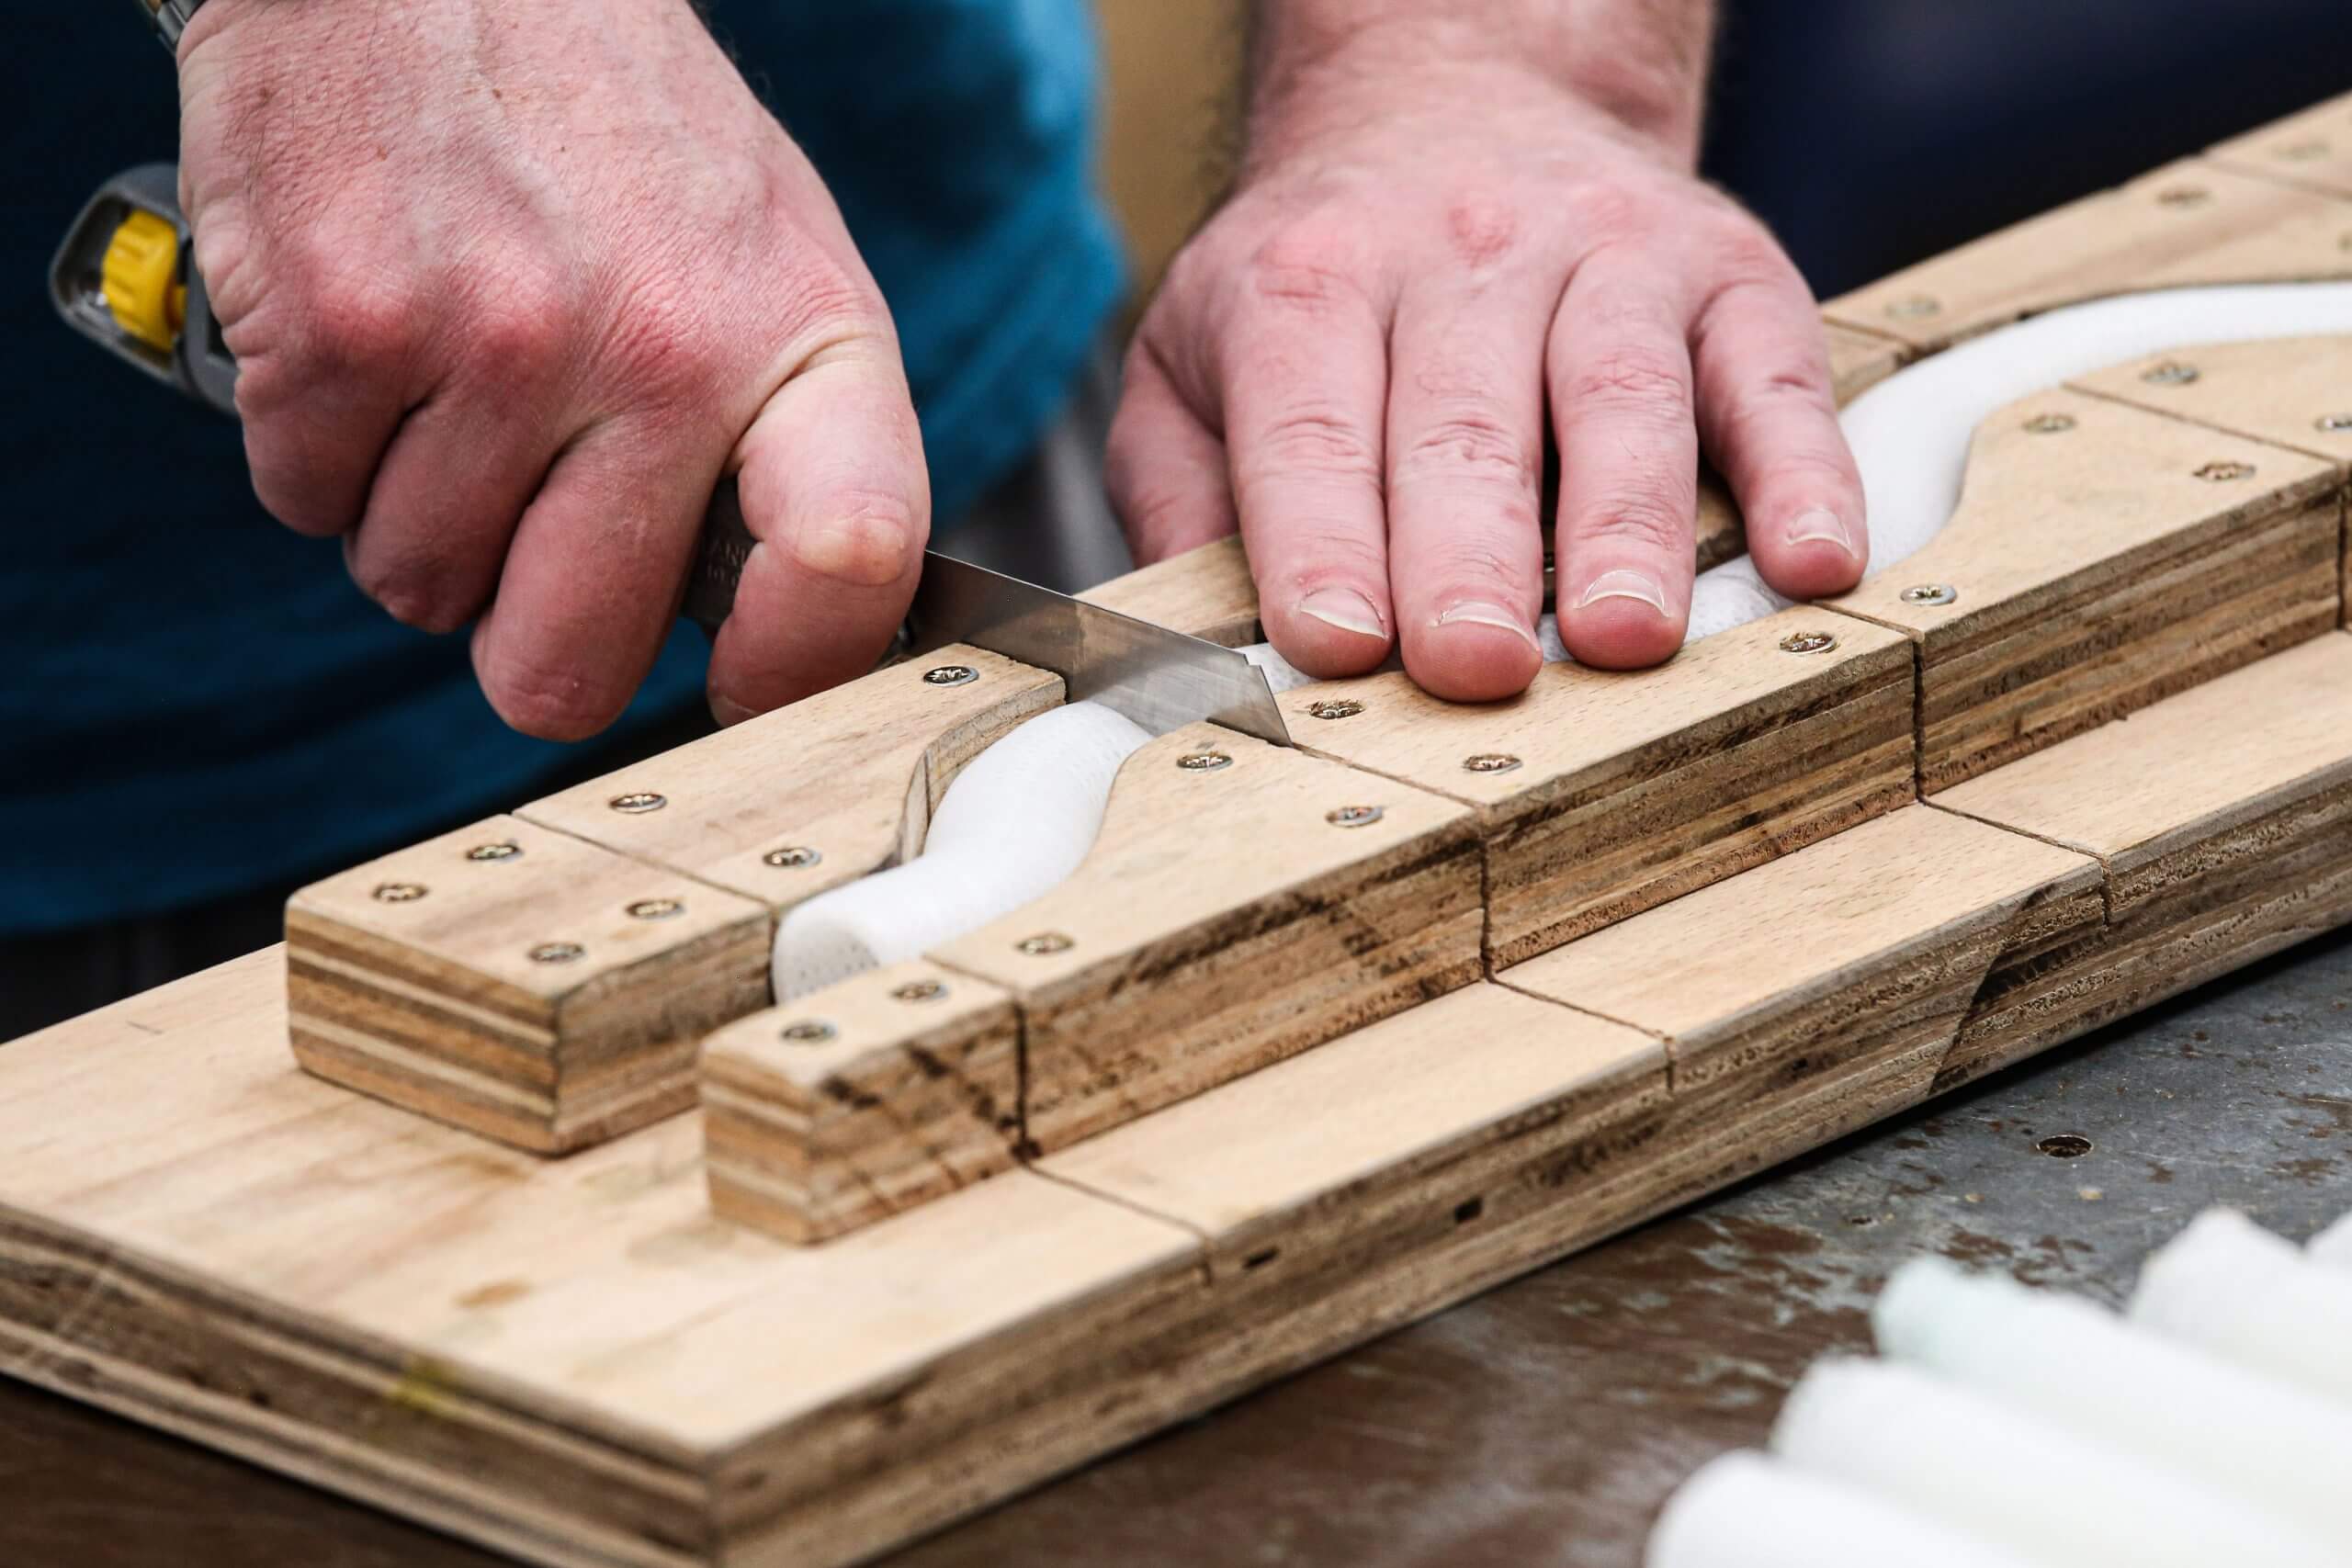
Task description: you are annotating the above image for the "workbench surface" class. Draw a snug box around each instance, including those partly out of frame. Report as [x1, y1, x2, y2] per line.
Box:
[4, 924, 2345, 1567]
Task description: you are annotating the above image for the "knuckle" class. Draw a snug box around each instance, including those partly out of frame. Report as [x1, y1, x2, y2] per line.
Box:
[1251, 402, 1380, 479]
[1443, 191, 1524, 271]
[1570, 490, 1689, 556]
[1241, 221, 1371, 320]
[786, 490, 922, 588]
[349, 544, 469, 634]
[479, 647, 626, 742]
[1563, 180, 1650, 249]
[1272, 525, 1386, 592]
[1562, 344, 1691, 418]
[1395, 408, 1537, 490]
[300, 268, 418, 372]
[465, 276, 571, 375]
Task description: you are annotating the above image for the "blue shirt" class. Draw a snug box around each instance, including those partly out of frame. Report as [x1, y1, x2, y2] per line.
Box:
[0, 2, 1124, 936]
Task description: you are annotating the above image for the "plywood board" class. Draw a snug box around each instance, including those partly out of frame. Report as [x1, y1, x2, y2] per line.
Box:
[2207, 89, 2352, 202]
[2067, 333, 2352, 467]
[929, 721, 1485, 1153]
[1280, 607, 1915, 966]
[1825, 159, 2352, 353]
[703, 962, 1022, 1243]
[1074, 536, 1261, 646]
[1824, 385, 2342, 789]
[285, 816, 772, 1153]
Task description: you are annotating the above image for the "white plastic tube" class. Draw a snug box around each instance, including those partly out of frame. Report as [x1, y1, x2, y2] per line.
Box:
[1874, 1257, 2352, 1547]
[2312, 1210, 2352, 1270]
[771, 701, 1149, 998]
[1646, 1450, 2038, 1568]
[1770, 1357, 2343, 1568]
[2130, 1209, 2352, 1410]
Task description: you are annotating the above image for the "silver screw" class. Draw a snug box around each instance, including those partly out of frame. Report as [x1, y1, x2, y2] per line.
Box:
[763, 845, 822, 869]
[1884, 295, 1940, 319]
[780, 1020, 836, 1044]
[1899, 583, 1958, 607]
[467, 841, 521, 863]
[1177, 751, 1233, 772]
[1327, 805, 1385, 828]
[2195, 460, 2256, 482]
[2315, 412, 2352, 434]
[627, 897, 684, 920]
[610, 791, 666, 814]
[1016, 931, 1075, 955]
[373, 882, 427, 903]
[1779, 630, 1839, 655]
[529, 942, 584, 964]
[2024, 412, 2075, 434]
[1463, 752, 1521, 774]
[1306, 698, 1364, 720]
[892, 979, 948, 1003]
[922, 665, 978, 687]
[2155, 185, 2211, 208]
[2141, 361, 2199, 386]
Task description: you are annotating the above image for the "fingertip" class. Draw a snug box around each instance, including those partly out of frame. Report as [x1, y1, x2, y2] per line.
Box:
[1561, 569, 1687, 669]
[1756, 505, 1870, 599]
[1403, 603, 1544, 702]
[1265, 583, 1394, 678]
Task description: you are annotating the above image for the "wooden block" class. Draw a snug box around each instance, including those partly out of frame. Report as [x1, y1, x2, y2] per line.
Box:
[1931, 632, 2352, 1089]
[2207, 89, 2352, 201]
[702, 962, 1021, 1244]
[286, 816, 771, 1154]
[1824, 159, 2352, 354]
[1824, 385, 2342, 790]
[1500, 805, 2104, 1200]
[516, 646, 1061, 910]
[1074, 535, 1261, 645]
[2067, 333, 2352, 466]
[1280, 607, 1916, 966]
[929, 721, 1485, 1153]
[0, 954, 1206, 1568]
[1826, 320, 1910, 401]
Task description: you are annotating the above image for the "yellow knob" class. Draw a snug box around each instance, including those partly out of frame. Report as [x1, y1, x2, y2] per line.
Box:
[101, 208, 186, 355]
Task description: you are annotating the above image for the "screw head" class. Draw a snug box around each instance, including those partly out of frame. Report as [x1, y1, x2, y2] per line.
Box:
[2023, 412, 2075, 434]
[1778, 630, 1839, 655]
[1899, 583, 1958, 607]
[1016, 931, 1075, 955]
[763, 845, 822, 869]
[1306, 698, 1364, 720]
[467, 841, 522, 863]
[528, 942, 585, 964]
[627, 897, 684, 920]
[2155, 184, 2211, 208]
[1177, 751, 1233, 772]
[922, 664, 978, 687]
[1884, 294, 1940, 319]
[780, 1020, 837, 1044]
[2140, 360, 2199, 386]
[2315, 412, 2352, 434]
[2194, 459, 2256, 482]
[609, 791, 666, 814]
[373, 881, 428, 903]
[1462, 752, 1522, 774]
[891, 979, 948, 1003]
[1326, 805, 1385, 828]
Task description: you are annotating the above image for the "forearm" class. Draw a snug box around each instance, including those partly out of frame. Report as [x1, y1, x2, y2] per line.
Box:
[1246, 0, 1716, 168]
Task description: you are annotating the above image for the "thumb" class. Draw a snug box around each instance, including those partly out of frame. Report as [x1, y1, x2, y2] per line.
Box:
[706, 337, 931, 722]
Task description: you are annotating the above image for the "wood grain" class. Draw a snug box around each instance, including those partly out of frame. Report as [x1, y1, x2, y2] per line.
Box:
[929, 721, 1484, 1153]
[1280, 607, 1916, 966]
[1824, 384, 2343, 790]
[703, 963, 1022, 1244]
[2207, 90, 2352, 202]
[1930, 631, 2352, 1089]
[2067, 333, 2352, 466]
[1074, 536, 1261, 646]
[285, 816, 771, 1154]
[1824, 158, 2352, 353]
[516, 646, 1062, 910]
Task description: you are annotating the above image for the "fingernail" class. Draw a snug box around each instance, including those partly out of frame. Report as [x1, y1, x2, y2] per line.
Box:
[711, 694, 757, 727]
[1295, 586, 1387, 640]
[1573, 569, 1668, 616]
[1786, 507, 1856, 556]
[1434, 599, 1543, 652]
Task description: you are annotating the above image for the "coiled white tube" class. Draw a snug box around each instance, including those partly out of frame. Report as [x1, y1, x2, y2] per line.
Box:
[1770, 1357, 2344, 1568]
[2312, 1210, 2352, 1270]
[1646, 1450, 2037, 1568]
[1874, 1257, 2352, 1547]
[775, 284, 2352, 994]
[2129, 1209, 2352, 1410]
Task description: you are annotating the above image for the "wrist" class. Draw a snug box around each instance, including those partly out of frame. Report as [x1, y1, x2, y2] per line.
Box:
[1243, 5, 1713, 172]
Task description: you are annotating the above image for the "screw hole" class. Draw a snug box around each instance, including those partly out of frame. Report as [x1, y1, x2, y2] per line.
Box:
[922, 665, 978, 687]
[609, 792, 666, 814]
[1241, 1247, 1280, 1271]
[466, 842, 521, 863]
[2036, 1134, 2093, 1159]
[780, 1020, 837, 1044]
[1306, 698, 1364, 720]
[1453, 1196, 1485, 1226]
[373, 882, 427, 903]
[763, 845, 821, 869]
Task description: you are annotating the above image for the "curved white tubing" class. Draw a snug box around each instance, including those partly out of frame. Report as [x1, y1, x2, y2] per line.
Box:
[1646, 1450, 2034, 1568]
[776, 284, 2352, 992]
[1770, 1357, 2343, 1568]
[2129, 1209, 2352, 1409]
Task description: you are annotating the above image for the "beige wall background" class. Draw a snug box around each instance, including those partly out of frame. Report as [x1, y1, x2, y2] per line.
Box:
[1095, 1, 1245, 303]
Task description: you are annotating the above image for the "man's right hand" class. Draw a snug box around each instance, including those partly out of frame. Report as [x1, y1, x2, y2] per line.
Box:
[177, 0, 929, 738]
